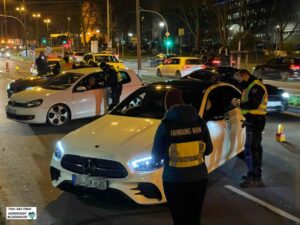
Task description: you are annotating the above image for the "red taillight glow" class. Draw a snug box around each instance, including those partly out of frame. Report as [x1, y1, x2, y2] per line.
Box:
[290, 64, 300, 70]
[212, 60, 221, 65]
[183, 65, 191, 69]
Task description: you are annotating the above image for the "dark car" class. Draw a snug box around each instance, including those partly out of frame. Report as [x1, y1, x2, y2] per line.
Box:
[198, 54, 234, 67]
[148, 53, 177, 67]
[253, 57, 300, 81]
[7, 73, 57, 98]
[183, 67, 290, 113]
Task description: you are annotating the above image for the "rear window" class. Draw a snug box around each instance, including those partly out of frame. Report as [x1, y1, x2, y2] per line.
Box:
[185, 59, 202, 65]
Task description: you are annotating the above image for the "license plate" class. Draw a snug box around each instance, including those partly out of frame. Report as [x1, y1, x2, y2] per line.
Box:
[6, 107, 16, 114]
[72, 174, 107, 190]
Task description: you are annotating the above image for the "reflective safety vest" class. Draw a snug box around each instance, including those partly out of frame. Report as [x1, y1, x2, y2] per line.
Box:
[111, 65, 123, 83]
[241, 80, 268, 115]
[164, 120, 206, 168]
[168, 141, 206, 168]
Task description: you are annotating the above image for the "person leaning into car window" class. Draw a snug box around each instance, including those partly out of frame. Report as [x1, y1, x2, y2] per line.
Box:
[231, 69, 268, 188]
[86, 76, 97, 90]
[151, 88, 213, 225]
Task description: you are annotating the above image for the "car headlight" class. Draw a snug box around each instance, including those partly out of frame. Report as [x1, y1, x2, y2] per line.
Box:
[130, 156, 164, 172]
[7, 82, 13, 90]
[281, 92, 290, 98]
[25, 99, 43, 107]
[6, 52, 10, 57]
[54, 141, 64, 160]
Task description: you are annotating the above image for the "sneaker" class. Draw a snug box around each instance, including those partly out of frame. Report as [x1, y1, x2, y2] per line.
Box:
[240, 178, 262, 188]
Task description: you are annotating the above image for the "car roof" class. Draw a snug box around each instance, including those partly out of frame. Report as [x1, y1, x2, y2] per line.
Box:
[64, 67, 133, 74]
[148, 79, 217, 90]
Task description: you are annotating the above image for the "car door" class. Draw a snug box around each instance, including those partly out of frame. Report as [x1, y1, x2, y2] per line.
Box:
[262, 58, 282, 78]
[118, 71, 142, 102]
[82, 54, 93, 65]
[72, 72, 107, 119]
[199, 83, 244, 173]
[160, 58, 172, 75]
[167, 58, 181, 76]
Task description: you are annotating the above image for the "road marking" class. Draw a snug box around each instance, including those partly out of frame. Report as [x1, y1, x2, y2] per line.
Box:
[224, 185, 300, 223]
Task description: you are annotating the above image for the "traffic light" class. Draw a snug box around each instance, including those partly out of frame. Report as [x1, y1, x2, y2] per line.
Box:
[42, 38, 47, 44]
[62, 40, 67, 44]
[164, 38, 173, 47]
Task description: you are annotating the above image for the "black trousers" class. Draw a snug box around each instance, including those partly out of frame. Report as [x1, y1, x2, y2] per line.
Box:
[109, 84, 122, 110]
[244, 115, 266, 179]
[163, 179, 208, 225]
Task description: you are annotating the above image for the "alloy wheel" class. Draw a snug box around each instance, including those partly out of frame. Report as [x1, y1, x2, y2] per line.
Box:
[47, 104, 70, 126]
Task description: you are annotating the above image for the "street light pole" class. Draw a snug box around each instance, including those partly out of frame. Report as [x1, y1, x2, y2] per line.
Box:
[33, 13, 41, 46]
[107, 0, 110, 49]
[139, 8, 169, 54]
[3, 0, 7, 42]
[136, 0, 141, 77]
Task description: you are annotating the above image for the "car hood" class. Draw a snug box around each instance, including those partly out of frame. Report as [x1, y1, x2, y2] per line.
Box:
[12, 76, 49, 87]
[60, 115, 160, 161]
[10, 86, 62, 103]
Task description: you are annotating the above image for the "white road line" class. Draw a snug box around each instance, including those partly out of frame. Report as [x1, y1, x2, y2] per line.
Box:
[224, 185, 300, 224]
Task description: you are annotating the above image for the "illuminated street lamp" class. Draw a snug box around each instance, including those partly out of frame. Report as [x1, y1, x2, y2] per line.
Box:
[32, 13, 41, 46]
[43, 18, 51, 37]
[159, 22, 165, 50]
[128, 33, 133, 37]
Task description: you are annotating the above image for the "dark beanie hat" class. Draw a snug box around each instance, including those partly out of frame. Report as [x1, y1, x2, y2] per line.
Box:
[165, 88, 184, 110]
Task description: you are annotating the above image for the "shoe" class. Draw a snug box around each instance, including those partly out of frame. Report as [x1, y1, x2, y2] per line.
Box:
[240, 178, 262, 188]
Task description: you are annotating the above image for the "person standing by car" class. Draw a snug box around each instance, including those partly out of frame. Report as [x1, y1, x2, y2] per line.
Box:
[231, 69, 268, 188]
[35, 51, 49, 75]
[100, 62, 123, 110]
[152, 88, 213, 225]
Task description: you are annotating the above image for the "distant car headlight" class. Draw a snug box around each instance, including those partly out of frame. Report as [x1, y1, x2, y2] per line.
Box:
[54, 141, 64, 160]
[129, 156, 164, 172]
[6, 52, 10, 57]
[24, 99, 43, 107]
[281, 92, 290, 98]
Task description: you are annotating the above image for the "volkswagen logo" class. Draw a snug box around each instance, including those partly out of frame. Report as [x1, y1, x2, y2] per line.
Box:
[82, 159, 97, 175]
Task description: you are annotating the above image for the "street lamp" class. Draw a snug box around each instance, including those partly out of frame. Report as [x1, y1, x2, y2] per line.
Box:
[44, 18, 51, 37]
[32, 13, 41, 46]
[159, 22, 165, 51]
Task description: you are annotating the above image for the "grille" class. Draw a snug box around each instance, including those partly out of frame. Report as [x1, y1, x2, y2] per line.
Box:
[8, 101, 27, 107]
[61, 154, 128, 178]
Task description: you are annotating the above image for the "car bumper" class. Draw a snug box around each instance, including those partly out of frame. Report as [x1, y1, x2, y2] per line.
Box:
[5, 105, 47, 123]
[50, 156, 166, 205]
[267, 100, 288, 112]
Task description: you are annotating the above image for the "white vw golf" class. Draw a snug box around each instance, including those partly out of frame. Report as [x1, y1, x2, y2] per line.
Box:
[6, 68, 142, 126]
[50, 80, 245, 204]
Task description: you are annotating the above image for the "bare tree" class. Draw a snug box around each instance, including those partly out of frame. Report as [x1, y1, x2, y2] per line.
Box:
[273, 0, 299, 50]
[81, 0, 98, 47]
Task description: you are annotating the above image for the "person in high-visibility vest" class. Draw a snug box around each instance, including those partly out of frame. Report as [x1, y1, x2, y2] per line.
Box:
[231, 69, 268, 188]
[152, 89, 213, 225]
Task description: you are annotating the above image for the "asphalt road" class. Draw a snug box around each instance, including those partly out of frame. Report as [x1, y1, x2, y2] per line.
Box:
[0, 58, 299, 225]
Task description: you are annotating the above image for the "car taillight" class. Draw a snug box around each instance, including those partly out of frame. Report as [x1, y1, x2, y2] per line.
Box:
[290, 64, 300, 70]
[212, 60, 221, 65]
[183, 65, 191, 69]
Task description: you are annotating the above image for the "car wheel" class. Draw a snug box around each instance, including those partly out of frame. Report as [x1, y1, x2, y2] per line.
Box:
[175, 70, 181, 78]
[47, 104, 71, 126]
[280, 72, 289, 82]
[157, 69, 162, 77]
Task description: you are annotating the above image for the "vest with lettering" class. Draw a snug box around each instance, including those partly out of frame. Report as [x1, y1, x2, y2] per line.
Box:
[241, 80, 268, 116]
[163, 119, 206, 168]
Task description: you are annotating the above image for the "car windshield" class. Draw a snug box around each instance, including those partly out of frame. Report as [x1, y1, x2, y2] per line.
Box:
[43, 72, 83, 90]
[94, 55, 118, 63]
[111, 85, 203, 119]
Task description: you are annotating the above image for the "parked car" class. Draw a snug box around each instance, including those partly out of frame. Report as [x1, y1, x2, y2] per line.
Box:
[50, 80, 244, 205]
[156, 57, 206, 77]
[184, 67, 290, 112]
[71, 51, 85, 64]
[253, 57, 300, 81]
[148, 53, 177, 67]
[74, 53, 126, 69]
[0, 49, 10, 59]
[6, 68, 142, 126]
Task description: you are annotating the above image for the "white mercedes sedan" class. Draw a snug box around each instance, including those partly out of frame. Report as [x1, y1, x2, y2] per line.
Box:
[6, 68, 142, 126]
[50, 80, 245, 204]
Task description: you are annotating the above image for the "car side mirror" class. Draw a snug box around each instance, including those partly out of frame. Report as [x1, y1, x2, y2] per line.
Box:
[76, 86, 87, 92]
